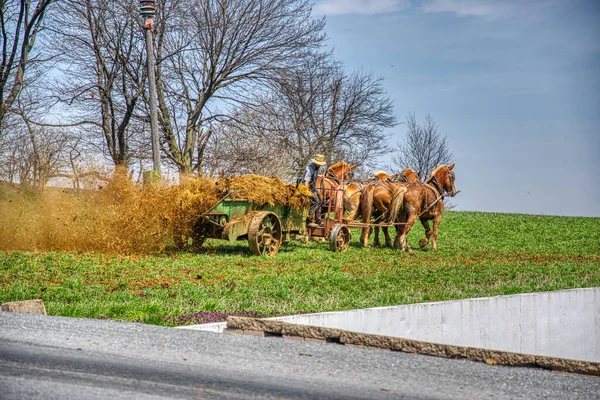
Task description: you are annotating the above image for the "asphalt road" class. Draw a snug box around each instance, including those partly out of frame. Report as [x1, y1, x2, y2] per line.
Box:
[1, 312, 598, 399]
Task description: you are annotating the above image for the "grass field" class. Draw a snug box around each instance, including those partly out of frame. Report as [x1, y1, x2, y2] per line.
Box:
[1, 211, 598, 326]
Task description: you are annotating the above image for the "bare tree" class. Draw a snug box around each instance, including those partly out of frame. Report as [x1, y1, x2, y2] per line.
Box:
[392, 113, 453, 180]
[216, 52, 396, 174]
[274, 57, 396, 168]
[0, 116, 72, 189]
[153, 0, 326, 175]
[205, 114, 297, 179]
[0, 0, 54, 135]
[50, 0, 147, 168]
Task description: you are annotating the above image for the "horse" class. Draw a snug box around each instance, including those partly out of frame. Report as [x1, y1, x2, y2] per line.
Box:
[391, 168, 420, 184]
[390, 164, 457, 252]
[359, 168, 419, 247]
[343, 170, 393, 222]
[315, 161, 356, 220]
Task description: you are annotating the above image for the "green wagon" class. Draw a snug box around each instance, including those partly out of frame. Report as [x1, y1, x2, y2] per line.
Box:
[189, 190, 351, 256]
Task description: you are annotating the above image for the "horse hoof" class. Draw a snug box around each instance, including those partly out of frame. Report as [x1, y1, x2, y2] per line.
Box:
[419, 238, 429, 248]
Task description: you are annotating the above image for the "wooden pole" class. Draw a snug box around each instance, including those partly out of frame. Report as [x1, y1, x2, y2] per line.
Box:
[141, 1, 161, 177]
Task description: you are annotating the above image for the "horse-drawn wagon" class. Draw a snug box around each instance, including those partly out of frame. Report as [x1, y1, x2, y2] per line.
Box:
[189, 186, 351, 256]
[183, 161, 457, 256]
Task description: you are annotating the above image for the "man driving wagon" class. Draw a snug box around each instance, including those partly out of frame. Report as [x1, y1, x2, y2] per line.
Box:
[302, 154, 326, 228]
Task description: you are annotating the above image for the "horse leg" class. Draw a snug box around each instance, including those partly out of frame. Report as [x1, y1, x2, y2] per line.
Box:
[393, 212, 407, 249]
[431, 214, 442, 251]
[360, 226, 371, 247]
[394, 224, 402, 249]
[383, 226, 392, 248]
[345, 194, 360, 221]
[359, 185, 375, 247]
[373, 226, 381, 247]
[419, 218, 433, 248]
[345, 205, 358, 222]
[401, 209, 419, 253]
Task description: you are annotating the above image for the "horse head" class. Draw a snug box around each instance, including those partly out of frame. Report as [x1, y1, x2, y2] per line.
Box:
[400, 168, 420, 183]
[429, 163, 457, 197]
[373, 170, 391, 180]
[328, 162, 356, 182]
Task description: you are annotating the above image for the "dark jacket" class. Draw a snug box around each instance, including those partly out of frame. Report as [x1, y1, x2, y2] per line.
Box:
[302, 162, 321, 189]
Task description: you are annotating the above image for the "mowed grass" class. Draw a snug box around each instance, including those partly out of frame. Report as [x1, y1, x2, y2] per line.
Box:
[1, 211, 598, 326]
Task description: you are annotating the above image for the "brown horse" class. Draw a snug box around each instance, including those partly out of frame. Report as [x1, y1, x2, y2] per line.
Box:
[359, 168, 419, 247]
[391, 164, 457, 252]
[392, 168, 420, 183]
[315, 162, 356, 220]
[343, 170, 394, 222]
[343, 181, 366, 221]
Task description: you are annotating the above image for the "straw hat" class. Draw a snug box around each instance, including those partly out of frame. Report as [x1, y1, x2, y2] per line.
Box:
[311, 154, 326, 166]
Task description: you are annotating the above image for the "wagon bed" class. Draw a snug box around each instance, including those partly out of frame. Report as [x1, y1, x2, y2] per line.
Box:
[189, 187, 351, 255]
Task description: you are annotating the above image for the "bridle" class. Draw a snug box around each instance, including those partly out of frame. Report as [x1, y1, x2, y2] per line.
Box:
[419, 168, 456, 215]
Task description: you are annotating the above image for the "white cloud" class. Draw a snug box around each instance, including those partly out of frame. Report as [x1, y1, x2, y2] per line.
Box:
[313, 0, 410, 16]
[421, 0, 517, 19]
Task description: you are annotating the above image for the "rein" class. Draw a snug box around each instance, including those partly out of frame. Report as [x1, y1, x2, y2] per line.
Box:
[347, 182, 365, 200]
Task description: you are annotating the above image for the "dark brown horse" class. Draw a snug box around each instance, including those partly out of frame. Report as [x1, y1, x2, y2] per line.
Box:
[359, 168, 419, 247]
[391, 164, 457, 252]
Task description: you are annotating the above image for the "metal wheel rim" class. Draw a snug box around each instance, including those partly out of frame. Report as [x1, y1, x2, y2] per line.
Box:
[336, 229, 348, 252]
[250, 212, 282, 256]
[330, 225, 350, 252]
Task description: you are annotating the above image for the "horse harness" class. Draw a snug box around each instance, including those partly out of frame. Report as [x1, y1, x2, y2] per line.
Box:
[346, 181, 366, 200]
[392, 172, 409, 183]
[317, 169, 346, 209]
[420, 176, 445, 216]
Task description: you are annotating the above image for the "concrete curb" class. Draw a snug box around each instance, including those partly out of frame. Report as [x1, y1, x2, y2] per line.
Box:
[226, 316, 600, 377]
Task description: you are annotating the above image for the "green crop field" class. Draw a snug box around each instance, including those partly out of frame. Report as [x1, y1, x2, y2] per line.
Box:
[1, 211, 598, 326]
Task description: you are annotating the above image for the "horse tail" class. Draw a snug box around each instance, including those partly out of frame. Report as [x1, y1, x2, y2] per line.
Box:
[360, 184, 375, 223]
[387, 184, 406, 223]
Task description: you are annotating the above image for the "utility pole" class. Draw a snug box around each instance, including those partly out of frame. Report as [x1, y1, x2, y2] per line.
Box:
[140, 0, 161, 178]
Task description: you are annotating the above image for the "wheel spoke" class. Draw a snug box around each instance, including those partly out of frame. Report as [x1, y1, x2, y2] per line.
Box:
[249, 212, 282, 256]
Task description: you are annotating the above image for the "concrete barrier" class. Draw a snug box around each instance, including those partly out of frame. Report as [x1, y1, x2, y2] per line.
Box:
[268, 288, 600, 363]
[183, 288, 599, 364]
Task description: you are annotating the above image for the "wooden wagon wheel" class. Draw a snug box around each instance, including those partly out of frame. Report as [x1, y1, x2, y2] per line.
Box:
[248, 211, 282, 256]
[329, 224, 351, 252]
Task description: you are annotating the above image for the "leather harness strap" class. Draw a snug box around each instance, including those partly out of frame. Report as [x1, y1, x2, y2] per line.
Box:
[420, 176, 445, 216]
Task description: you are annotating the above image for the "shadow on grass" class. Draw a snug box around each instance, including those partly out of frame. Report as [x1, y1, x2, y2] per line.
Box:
[164, 238, 319, 257]
[163, 234, 418, 257]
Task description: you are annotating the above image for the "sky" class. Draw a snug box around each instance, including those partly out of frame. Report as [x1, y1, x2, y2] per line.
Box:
[312, 0, 600, 217]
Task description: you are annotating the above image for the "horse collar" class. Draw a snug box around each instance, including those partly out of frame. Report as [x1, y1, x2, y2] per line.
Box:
[426, 176, 445, 200]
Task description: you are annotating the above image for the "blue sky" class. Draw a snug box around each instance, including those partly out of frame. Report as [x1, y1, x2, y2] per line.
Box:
[312, 0, 600, 217]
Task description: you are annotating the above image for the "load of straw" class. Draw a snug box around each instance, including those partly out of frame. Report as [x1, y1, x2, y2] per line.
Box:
[216, 174, 312, 210]
[0, 172, 312, 254]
